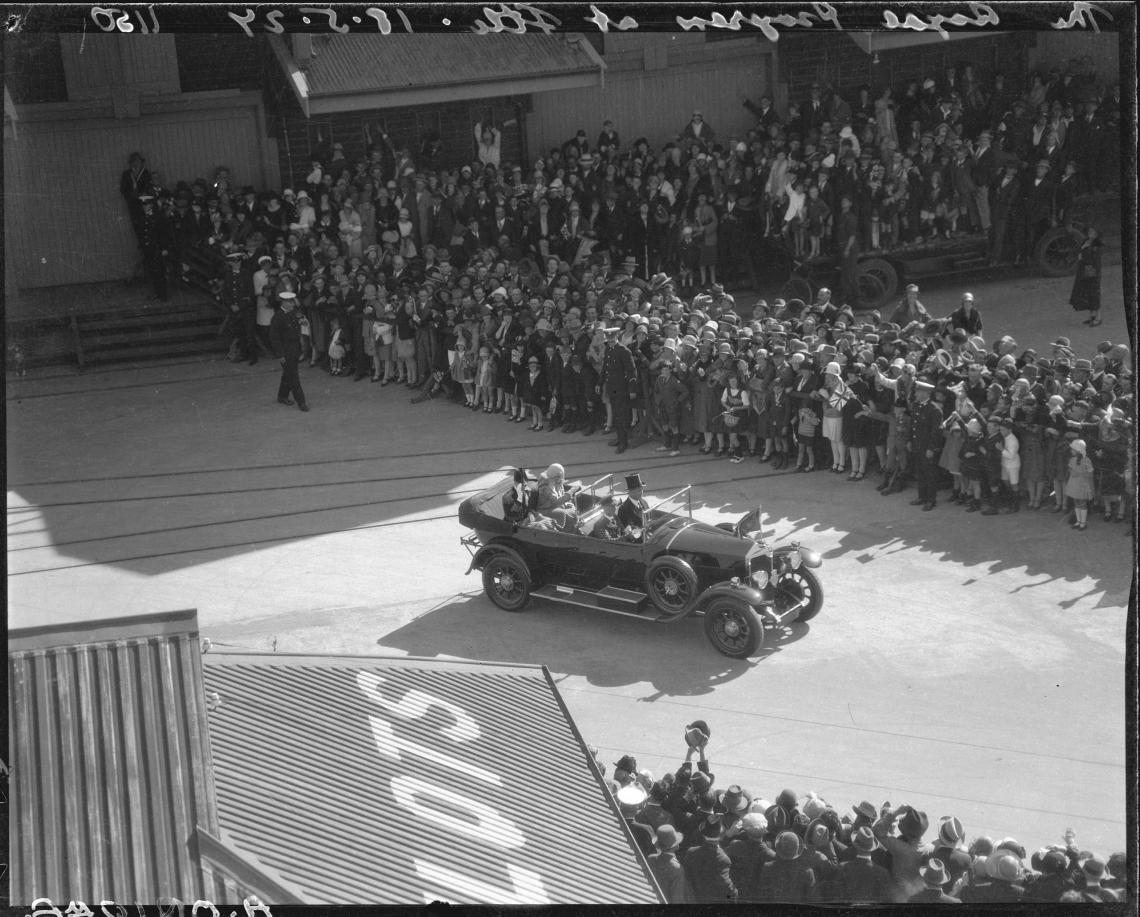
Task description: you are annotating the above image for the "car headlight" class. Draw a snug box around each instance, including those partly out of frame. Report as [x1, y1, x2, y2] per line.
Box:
[786, 550, 802, 570]
[751, 570, 770, 589]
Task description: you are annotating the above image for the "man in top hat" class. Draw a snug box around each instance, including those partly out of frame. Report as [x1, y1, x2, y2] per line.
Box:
[837, 826, 891, 903]
[600, 324, 637, 453]
[617, 472, 650, 532]
[269, 291, 309, 411]
[648, 825, 692, 903]
[682, 818, 736, 903]
[221, 251, 258, 365]
[909, 379, 944, 510]
[909, 859, 960, 903]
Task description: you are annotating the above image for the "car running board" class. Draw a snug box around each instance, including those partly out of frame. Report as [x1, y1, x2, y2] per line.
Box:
[532, 584, 675, 621]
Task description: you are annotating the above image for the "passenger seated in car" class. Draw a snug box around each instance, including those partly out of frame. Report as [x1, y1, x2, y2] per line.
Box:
[502, 467, 539, 525]
[618, 472, 651, 532]
[589, 495, 624, 540]
[536, 462, 582, 532]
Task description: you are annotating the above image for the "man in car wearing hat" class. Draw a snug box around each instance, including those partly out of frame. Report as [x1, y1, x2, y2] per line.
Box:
[617, 473, 650, 533]
[600, 324, 637, 453]
[269, 291, 309, 411]
[909, 378, 944, 510]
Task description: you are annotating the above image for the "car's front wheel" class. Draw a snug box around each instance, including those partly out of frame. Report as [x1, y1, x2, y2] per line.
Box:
[703, 597, 764, 658]
[773, 567, 824, 622]
[482, 553, 532, 612]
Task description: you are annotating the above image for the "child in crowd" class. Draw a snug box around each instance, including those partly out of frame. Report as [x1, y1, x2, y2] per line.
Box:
[769, 382, 793, 469]
[1066, 438, 1095, 530]
[327, 318, 346, 376]
[999, 416, 1022, 512]
[981, 415, 1005, 515]
[796, 405, 820, 471]
[880, 401, 911, 494]
[957, 416, 987, 511]
[1018, 409, 1049, 509]
[804, 184, 831, 259]
[452, 341, 476, 407]
[475, 345, 496, 412]
[654, 362, 689, 457]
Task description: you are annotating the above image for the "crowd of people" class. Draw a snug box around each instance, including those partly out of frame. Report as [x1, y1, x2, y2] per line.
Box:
[117, 57, 1133, 527]
[594, 721, 1127, 904]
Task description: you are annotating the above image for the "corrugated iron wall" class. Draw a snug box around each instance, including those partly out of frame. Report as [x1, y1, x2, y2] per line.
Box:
[527, 53, 771, 156]
[8, 633, 225, 905]
[4, 97, 269, 290]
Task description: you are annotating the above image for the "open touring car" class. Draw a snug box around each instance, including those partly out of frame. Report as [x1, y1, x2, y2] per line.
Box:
[458, 473, 825, 658]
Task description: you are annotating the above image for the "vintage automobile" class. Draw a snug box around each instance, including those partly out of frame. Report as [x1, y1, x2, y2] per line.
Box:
[458, 473, 824, 658]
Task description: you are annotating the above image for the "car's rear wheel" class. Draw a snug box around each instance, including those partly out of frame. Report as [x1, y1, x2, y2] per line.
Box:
[482, 553, 532, 612]
[703, 597, 764, 658]
[773, 567, 824, 622]
[1035, 225, 1084, 276]
[645, 555, 699, 617]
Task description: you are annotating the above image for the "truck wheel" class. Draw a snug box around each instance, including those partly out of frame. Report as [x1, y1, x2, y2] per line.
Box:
[1035, 226, 1084, 276]
[482, 552, 532, 612]
[703, 597, 764, 658]
[856, 258, 898, 309]
[645, 555, 699, 617]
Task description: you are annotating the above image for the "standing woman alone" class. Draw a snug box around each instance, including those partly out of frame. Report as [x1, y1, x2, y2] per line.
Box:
[1070, 226, 1104, 327]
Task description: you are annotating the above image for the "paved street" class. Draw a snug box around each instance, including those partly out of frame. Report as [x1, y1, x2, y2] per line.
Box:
[7, 262, 1132, 858]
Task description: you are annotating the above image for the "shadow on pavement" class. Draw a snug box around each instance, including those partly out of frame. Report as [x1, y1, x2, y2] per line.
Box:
[375, 592, 810, 694]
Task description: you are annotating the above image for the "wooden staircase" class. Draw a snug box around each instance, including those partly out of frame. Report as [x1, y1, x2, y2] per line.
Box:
[71, 298, 228, 369]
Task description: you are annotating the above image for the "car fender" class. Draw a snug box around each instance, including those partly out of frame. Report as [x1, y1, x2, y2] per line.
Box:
[773, 544, 823, 568]
[694, 580, 769, 614]
[466, 540, 530, 576]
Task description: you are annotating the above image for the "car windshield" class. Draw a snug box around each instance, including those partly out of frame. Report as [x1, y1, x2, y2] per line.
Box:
[642, 485, 692, 534]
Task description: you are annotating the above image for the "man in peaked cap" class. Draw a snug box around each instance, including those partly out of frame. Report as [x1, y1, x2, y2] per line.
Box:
[617, 784, 656, 857]
[909, 379, 943, 511]
[221, 250, 258, 365]
[600, 323, 637, 453]
[269, 291, 309, 412]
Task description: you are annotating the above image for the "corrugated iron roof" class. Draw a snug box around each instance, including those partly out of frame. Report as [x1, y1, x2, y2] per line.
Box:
[301, 34, 599, 97]
[8, 610, 229, 906]
[202, 653, 662, 905]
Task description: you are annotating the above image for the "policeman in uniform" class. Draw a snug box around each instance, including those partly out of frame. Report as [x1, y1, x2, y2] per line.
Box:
[220, 251, 258, 364]
[618, 473, 650, 531]
[909, 378, 943, 510]
[601, 325, 637, 453]
[269, 291, 309, 411]
[137, 195, 170, 301]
